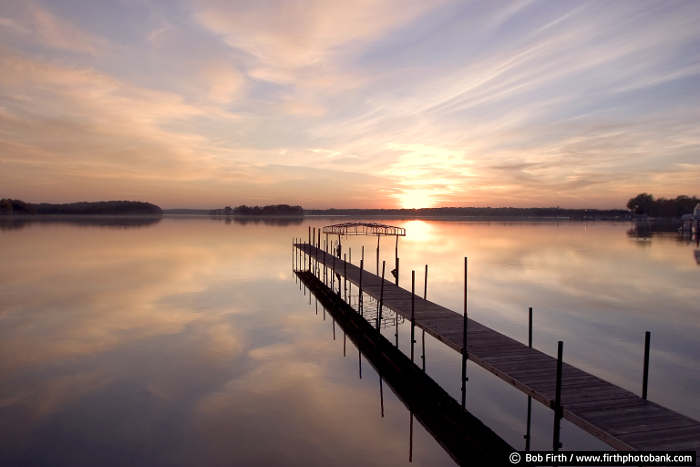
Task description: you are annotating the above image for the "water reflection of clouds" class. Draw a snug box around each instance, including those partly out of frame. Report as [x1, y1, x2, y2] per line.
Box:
[193, 324, 456, 466]
[1, 218, 461, 465]
[1, 220, 265, 383]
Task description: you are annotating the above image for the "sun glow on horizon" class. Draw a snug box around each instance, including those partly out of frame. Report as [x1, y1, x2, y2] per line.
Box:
[395, 189, 439, 209]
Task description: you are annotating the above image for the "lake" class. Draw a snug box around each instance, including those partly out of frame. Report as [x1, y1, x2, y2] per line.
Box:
[1, 216, 698, 466]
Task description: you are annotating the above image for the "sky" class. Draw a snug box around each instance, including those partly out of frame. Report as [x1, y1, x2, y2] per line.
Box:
[0, 0, 698, 210]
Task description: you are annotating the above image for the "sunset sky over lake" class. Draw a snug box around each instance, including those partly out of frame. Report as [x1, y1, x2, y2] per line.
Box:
[1, 1, 698, 209]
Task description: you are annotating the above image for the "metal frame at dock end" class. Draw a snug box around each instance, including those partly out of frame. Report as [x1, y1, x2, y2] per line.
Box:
[322, 222, 406, 237]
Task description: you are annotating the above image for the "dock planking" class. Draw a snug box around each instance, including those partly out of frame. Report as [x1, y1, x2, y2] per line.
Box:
[295, 243, 700, 462]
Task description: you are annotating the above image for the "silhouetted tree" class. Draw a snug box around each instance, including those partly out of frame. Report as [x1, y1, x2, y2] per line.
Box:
[627, 193, 655, 215]
[0, 199, 36, 215]
[231, 204, 304, 216]
[626, 193, 698, 217]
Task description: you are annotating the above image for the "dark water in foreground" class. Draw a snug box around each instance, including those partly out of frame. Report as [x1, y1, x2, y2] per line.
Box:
[1, 216, 698, 466]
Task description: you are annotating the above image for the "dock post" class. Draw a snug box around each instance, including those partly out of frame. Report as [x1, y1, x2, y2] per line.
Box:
[359, 259, 364, 316]
[348, 248, 352, 302]
[377, 261, 386, 330]
[376, 235, 380, 275]
[461, 257, 468, 411]
[360, 247, 365, 313]
[411, 270, 416, 363]
[396, 257, 400, 286]
[318, 229, 321, 250]
[358, 347, 362, 379]
[332, 253, 335, 291]
[525, 307, 533, 451]
[421, 329, 425, 371]
[325, 241, 328, 284]
[553, 340, 563, 452]
[642, 331, 651, 400]
[395, 235, 399, 283]
[380, 377, 384, 418]
[395, 313, 399, 347]
[409, 412, 414, 463]
[309, 226, 311, 244]
[424, 264, 428, 300]
[344, 254, 347, 301]
[422, 264, 427, 371]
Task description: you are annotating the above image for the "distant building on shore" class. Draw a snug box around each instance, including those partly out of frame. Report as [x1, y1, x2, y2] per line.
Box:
[681, 203, 700, 233]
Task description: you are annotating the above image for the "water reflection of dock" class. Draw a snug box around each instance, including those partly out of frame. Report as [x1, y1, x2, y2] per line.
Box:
[294, 242, 700, 462]
[295, 269, 514, 465]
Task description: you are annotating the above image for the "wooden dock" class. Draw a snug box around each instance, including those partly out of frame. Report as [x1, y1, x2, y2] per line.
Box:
[295, 243, 700, 462]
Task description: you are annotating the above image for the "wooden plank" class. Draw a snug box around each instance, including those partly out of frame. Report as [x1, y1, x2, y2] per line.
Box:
[493, 361, 559, 375]
[582, 404, 670, 421]
[554, 384, 633, 399]
[524, 374, 602, 389]
[467, 336, 524, 346]
[586, 406, 684, 428]
[609, 418, 700, 436]
[560, 389, 638, 405]
[617, 425, 700, 444]
[600, 410, 694, 428]
[565, 396, 647, 412]
[467, 347, 534, 359]
[480, 352, 558, 364]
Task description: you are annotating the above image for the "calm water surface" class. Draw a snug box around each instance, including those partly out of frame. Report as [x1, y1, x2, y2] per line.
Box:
[1, 216, 698, 466]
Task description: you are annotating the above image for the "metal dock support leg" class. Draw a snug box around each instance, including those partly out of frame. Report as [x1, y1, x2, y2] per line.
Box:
[642, 331, 651, 399]
[411, 270, 415, 363]
[553, 340, 563, 452]
[461, 257, 468, 411]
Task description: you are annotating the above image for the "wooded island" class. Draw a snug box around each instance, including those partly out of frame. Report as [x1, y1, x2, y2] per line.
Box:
[1, 199, 162, 215]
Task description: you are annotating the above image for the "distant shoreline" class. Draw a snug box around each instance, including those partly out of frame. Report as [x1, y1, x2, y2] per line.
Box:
[165, 206, 634, 220]
[3, 201, 687, 221]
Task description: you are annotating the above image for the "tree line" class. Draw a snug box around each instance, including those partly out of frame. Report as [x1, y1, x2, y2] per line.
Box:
[626, 193, 698, 217]
[306, 206, 631, 218]
[1, 199, 35, 214]
[1, 199, 162, 215]
[209, 204, 305, 216]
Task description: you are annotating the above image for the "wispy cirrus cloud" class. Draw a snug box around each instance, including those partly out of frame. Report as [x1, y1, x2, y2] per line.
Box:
[193, 0, 444, 79]
[0, 1, 108, 55]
